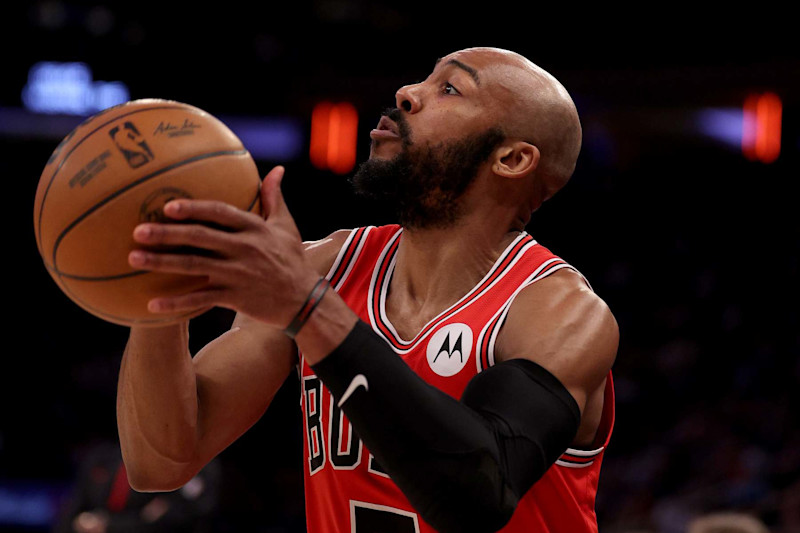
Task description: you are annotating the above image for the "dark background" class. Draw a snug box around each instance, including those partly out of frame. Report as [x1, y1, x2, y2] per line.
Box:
[1, 2, 798, 532]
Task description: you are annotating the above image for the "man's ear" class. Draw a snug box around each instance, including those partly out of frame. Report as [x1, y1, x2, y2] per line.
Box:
[492, 142, 540, 179]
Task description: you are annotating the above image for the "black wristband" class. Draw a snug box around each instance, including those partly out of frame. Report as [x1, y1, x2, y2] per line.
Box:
[284, 277, 330, 339]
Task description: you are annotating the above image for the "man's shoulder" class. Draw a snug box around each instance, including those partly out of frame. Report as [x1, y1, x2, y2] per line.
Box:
[303, 229, 355, 276]
[303, 228, 354, 251]
[516, 268, 616, 339]
[302, 224, 401, 276]
[527, 267, 594, 297]
[497, 268, 618, 386]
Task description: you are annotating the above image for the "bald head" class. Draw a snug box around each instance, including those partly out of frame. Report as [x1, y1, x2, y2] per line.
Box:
[445, 47, 583, 201]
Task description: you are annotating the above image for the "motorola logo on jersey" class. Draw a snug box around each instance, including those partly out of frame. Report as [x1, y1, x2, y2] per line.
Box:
[425, 323, 473, 377]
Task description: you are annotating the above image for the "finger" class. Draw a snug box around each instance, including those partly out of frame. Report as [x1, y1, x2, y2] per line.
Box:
[148, 290, 222, 314]
[128, 248, 222, 276]
[132, 222, 239, 254]
[163, 199, 262, 230]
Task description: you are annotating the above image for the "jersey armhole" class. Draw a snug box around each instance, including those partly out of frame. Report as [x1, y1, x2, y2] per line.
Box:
[556, 372, 615, 467]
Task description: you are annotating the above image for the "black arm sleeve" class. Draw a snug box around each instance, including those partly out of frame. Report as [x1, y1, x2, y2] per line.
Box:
[310, 320, 581, 533]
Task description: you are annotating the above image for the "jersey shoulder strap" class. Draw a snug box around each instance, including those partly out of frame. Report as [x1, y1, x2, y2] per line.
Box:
[324, 225, 401, 291]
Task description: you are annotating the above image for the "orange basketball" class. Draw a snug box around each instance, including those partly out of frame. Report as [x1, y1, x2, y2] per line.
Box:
[33, 98, 262, 327]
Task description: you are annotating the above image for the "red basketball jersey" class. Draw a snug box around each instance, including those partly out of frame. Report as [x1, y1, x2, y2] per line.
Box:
[299, 225, 615, 533]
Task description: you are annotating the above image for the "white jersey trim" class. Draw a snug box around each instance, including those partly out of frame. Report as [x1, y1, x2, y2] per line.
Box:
[555, 459, 596, 469]
[349, 500, 420, 533]
[325, 226, 374, 292]
[323, 228, 357, 281]
[564, 446, 605, 457]
[555, 446, 605, 469]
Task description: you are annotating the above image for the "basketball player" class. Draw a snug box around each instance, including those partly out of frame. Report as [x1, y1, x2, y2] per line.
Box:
[118, 47, 619, 532]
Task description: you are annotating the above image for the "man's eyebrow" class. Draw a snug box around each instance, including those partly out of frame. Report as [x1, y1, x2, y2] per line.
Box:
[434, 58, 481, 86]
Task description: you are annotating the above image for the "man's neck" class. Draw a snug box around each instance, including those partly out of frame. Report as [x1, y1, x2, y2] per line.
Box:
[385, 217, 522, 335]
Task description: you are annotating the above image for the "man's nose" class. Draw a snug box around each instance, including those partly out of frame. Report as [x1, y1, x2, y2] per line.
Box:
[395, 83, 422, 113]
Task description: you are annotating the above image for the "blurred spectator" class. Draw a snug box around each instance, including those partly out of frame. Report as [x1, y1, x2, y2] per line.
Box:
[52, 441, 220, 533]
[687, 511, 770, 533]
[778, 479, 800, 533]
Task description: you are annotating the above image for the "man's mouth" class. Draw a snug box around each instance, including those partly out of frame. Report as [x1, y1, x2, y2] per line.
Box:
[370, 115, 400, 140]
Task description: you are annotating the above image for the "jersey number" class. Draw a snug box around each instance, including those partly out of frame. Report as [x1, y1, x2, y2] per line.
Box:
[304, 380, 419, 531]
[304, 376, 388, 475]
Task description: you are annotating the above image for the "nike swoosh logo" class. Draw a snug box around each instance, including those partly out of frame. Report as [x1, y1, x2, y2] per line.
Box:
[338, 374, 368, 408]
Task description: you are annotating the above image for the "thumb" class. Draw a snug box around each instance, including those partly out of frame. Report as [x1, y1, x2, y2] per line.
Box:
[260, 165, 301, 236]
[261, 165, 287, 220]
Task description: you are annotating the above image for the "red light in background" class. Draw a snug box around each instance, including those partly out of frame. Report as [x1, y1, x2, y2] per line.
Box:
[742, 92, 782, 164]
[310, 101, 358, 174]
[310, 102, 332, 170]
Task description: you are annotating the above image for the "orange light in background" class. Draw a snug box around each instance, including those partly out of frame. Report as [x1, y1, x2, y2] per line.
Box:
[310, 102, 332, 170]
[742, 92, 782, 163]
[310, 101, 359, 174]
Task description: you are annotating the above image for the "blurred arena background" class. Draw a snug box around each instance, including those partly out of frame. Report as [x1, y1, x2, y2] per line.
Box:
[1, 2, 798, 532]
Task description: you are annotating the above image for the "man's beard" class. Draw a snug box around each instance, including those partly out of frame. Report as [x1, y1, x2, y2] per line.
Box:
[350, 109, 505, 230]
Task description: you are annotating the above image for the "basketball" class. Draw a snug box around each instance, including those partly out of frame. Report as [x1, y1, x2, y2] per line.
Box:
[33, 98, 262, 327]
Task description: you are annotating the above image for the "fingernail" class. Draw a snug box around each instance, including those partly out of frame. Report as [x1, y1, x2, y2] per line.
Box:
[133, 225, 151, 240]
[165, 201, 181, 214]
[129, 250, 146, 266]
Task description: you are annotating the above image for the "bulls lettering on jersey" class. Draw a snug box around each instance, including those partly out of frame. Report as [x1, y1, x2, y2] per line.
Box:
[299, 225, 615, 533]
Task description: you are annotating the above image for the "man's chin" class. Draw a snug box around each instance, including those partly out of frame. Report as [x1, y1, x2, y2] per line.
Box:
[369, 140, 403, 160]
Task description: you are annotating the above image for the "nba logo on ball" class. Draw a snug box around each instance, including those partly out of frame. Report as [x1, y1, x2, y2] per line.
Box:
[426, 323, 473, 377]
[109, 121, 154, 168]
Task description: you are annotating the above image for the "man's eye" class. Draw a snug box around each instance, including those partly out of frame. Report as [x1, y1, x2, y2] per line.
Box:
[443, 82, 460, 95]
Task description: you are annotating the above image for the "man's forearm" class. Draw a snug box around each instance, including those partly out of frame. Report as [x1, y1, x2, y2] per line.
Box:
[116, 323, 199, 491]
